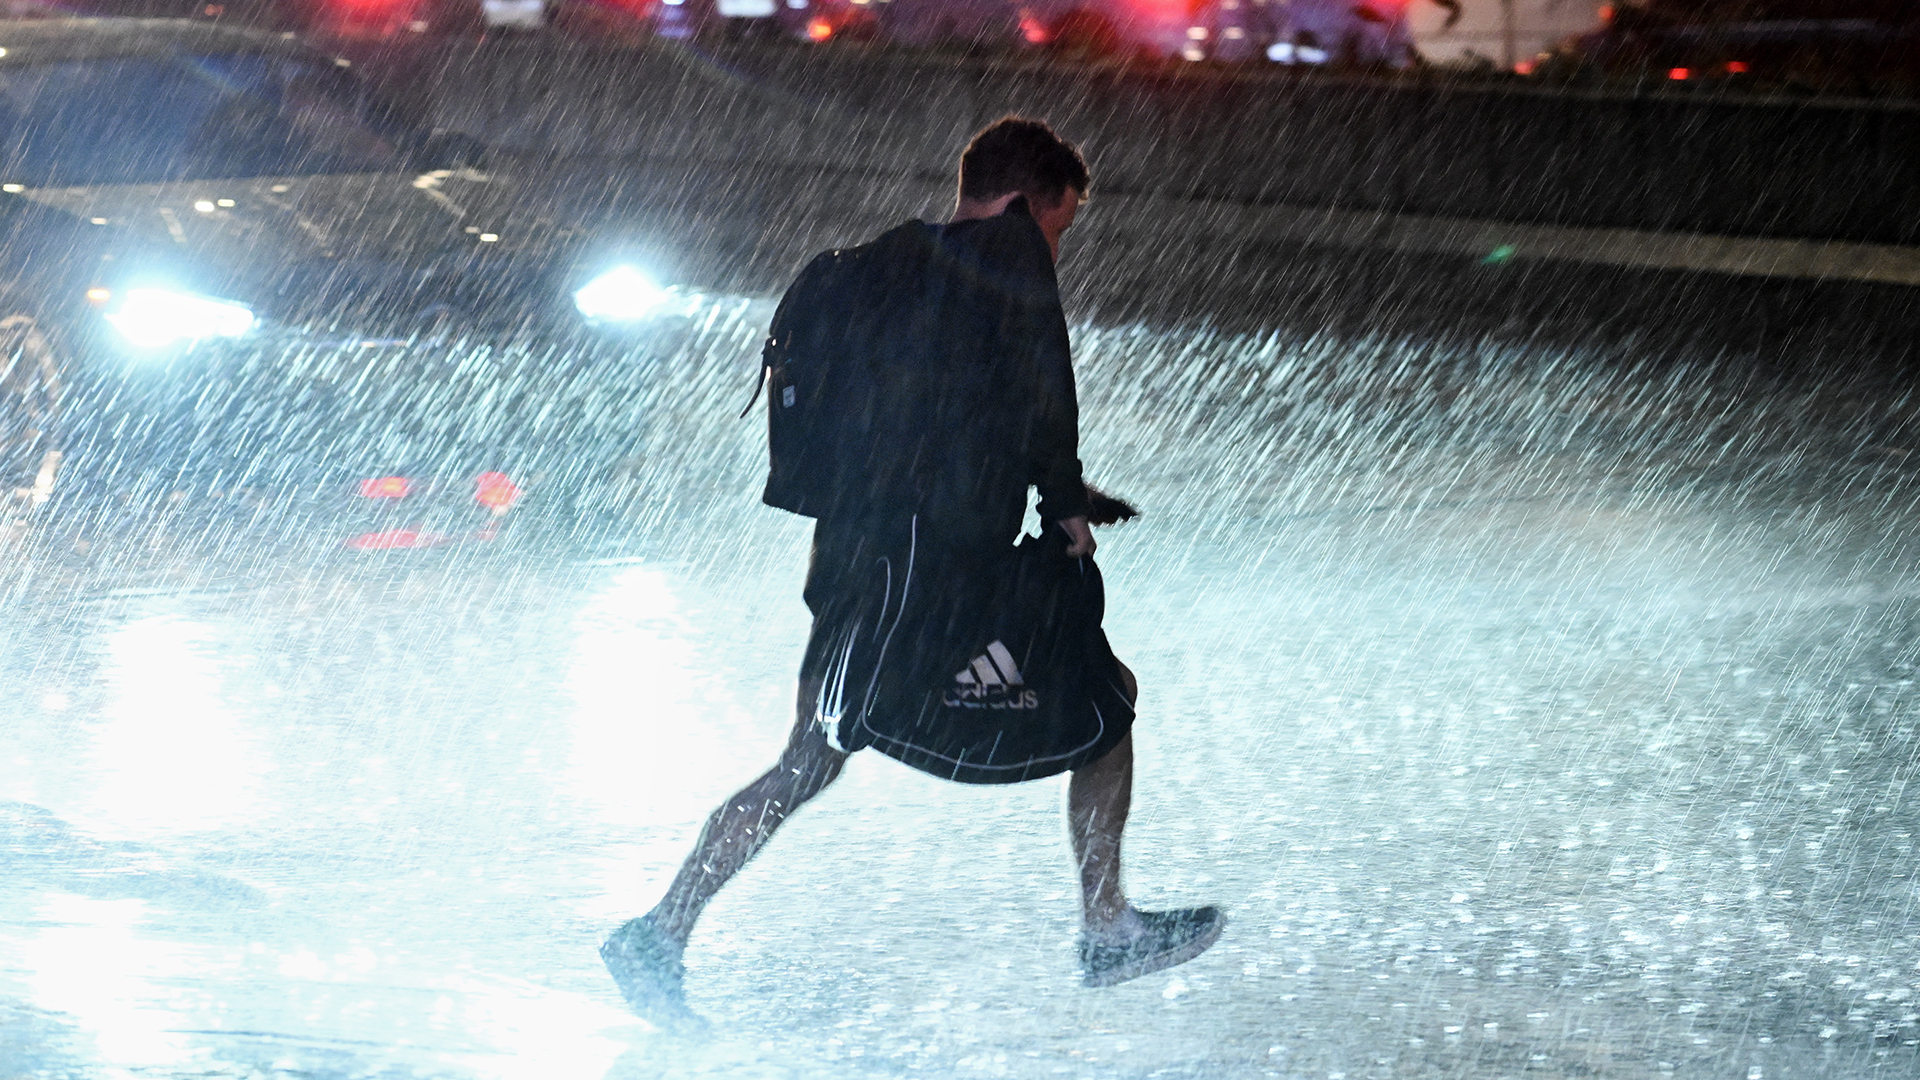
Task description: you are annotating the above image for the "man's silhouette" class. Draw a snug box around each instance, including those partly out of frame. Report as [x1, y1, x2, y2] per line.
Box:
[601, 118, 1223, 1024]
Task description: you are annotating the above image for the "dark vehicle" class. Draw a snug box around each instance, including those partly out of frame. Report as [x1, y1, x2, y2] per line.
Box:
[51, 0, 491, 40]
[0, 18, 674, 535]
[1547, 1, 1920, 89]
[647, 0, 879, 45]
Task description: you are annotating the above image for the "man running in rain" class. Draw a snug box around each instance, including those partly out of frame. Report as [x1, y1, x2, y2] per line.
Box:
[601, 117, 1223, 1024]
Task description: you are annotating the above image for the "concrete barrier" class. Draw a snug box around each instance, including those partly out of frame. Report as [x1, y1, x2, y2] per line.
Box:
[412, 39, 1920, 250]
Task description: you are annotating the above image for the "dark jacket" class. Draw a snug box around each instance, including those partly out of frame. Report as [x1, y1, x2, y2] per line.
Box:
[930, 200, 1091, 537]
[794, 203, 1122, 784]
[823, 201, 1089, 548]
[764, 198, 1090, 544]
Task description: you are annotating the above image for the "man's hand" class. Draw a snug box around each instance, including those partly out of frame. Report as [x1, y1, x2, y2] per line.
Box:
[1061, 516, 1096, 558]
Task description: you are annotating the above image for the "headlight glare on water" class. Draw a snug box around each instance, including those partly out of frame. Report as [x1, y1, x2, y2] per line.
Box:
[573, 265, 670, 322]
[103, 287, 256, 348]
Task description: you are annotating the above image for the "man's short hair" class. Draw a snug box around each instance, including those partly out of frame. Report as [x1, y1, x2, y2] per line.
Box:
[958, 117, 1091, 207]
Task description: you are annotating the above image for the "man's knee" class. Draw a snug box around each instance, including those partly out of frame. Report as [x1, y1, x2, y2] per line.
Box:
[779, 722, 848, 800]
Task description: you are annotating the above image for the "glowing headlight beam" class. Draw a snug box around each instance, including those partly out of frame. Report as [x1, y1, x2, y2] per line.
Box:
[573, 265, 669, 322]
[102, 288, 256, 348]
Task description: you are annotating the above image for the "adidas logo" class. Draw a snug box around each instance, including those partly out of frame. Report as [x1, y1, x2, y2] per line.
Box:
[945, 640, 1040, 710]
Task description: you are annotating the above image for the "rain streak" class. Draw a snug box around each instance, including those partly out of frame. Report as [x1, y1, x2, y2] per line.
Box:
[5, 4, 1920, 1079]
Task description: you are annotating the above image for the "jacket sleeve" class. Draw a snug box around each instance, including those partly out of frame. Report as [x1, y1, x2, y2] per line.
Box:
[991, 212, 1090, 523]
[1025, 281, 1090, 522]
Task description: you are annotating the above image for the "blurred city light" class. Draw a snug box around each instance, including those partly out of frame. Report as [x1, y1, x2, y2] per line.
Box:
[102, 288, 256, 349]
[358, 477, 413, 499]
[474, 472, 522, 515]
[572, 265, 669, 322]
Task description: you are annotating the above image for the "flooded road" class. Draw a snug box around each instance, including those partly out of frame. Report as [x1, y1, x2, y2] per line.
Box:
[5, 280, 1920, 1079]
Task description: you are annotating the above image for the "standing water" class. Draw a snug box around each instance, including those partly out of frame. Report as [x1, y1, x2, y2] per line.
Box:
[4, 275, 1920, 1079]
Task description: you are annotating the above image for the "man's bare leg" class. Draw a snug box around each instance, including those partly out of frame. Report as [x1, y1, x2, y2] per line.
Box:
[1068, 660, 1225, 986]
[649, 677, 846, 948]
[603, 678, 845, 1019]
[1069, 662, 1143, 941]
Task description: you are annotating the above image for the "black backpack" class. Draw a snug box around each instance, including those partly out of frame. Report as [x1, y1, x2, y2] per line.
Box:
[754, 221, 946, 520]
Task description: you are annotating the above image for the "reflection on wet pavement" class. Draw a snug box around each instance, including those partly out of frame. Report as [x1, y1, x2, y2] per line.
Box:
[91, 615, 262, 836]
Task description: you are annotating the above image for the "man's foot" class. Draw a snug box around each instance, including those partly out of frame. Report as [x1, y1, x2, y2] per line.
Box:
[1079, 906, 1226, 988]
[601, 915, 702, 1029]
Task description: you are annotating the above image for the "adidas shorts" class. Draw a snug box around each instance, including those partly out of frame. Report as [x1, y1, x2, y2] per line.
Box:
[800, 514, 1134, 784]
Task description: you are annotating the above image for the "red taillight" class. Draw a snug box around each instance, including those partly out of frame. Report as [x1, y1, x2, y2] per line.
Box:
[1018, 14, 1049, 43]
[312, 0, 432, 40]
[806, 17, 832, 40]
[359, 476, 411, 498]
[1726, 61, 1749, 74]
[1669, 67, 1690, 80]
[1514, 59, 1535, 75]
[474, 472, 521, 514]
[346, 528, 447, 550]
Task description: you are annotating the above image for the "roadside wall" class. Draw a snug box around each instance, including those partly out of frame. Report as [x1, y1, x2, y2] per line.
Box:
[416, 40, 1920, 247]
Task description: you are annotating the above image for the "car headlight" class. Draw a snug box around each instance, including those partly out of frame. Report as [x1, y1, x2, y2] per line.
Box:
[573, 265, 670, 322]
[102, 287, 256, 348]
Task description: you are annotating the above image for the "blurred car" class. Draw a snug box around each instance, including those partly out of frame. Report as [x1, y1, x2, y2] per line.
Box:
[56, 0, 450, 39]
[51, 0, 559, 42]
[630, 0, 1428, 59]
[646, 0, 878, 43]
[1017, 0, 1444, 64]
[480, 0, 549, 28]
[1250, 0, 1418, 65]
[0, 18, 682, 531]
[1543, 1, 1920, 87]
[879, 0, 1017, 47]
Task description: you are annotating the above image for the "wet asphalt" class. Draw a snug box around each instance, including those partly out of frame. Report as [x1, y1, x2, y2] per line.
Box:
[6, 195, 1920, 1079]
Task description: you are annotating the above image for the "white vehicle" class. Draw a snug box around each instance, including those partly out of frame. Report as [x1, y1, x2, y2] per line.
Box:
[481, 0, 548, 29]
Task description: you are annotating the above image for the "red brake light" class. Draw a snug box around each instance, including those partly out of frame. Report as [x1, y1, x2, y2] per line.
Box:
[1726, 61, 1749, 74]
[475, 472, 521, 513]
[806, 17, 832, 40]
[346, 528, 446, 550]
[359, 476, 411, 498]
[1669, 67, 1690, 80]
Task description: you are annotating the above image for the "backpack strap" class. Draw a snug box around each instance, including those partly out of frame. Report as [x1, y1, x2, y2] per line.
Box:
[736, 362, 768, 419]
[738, 250, 832, 419]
